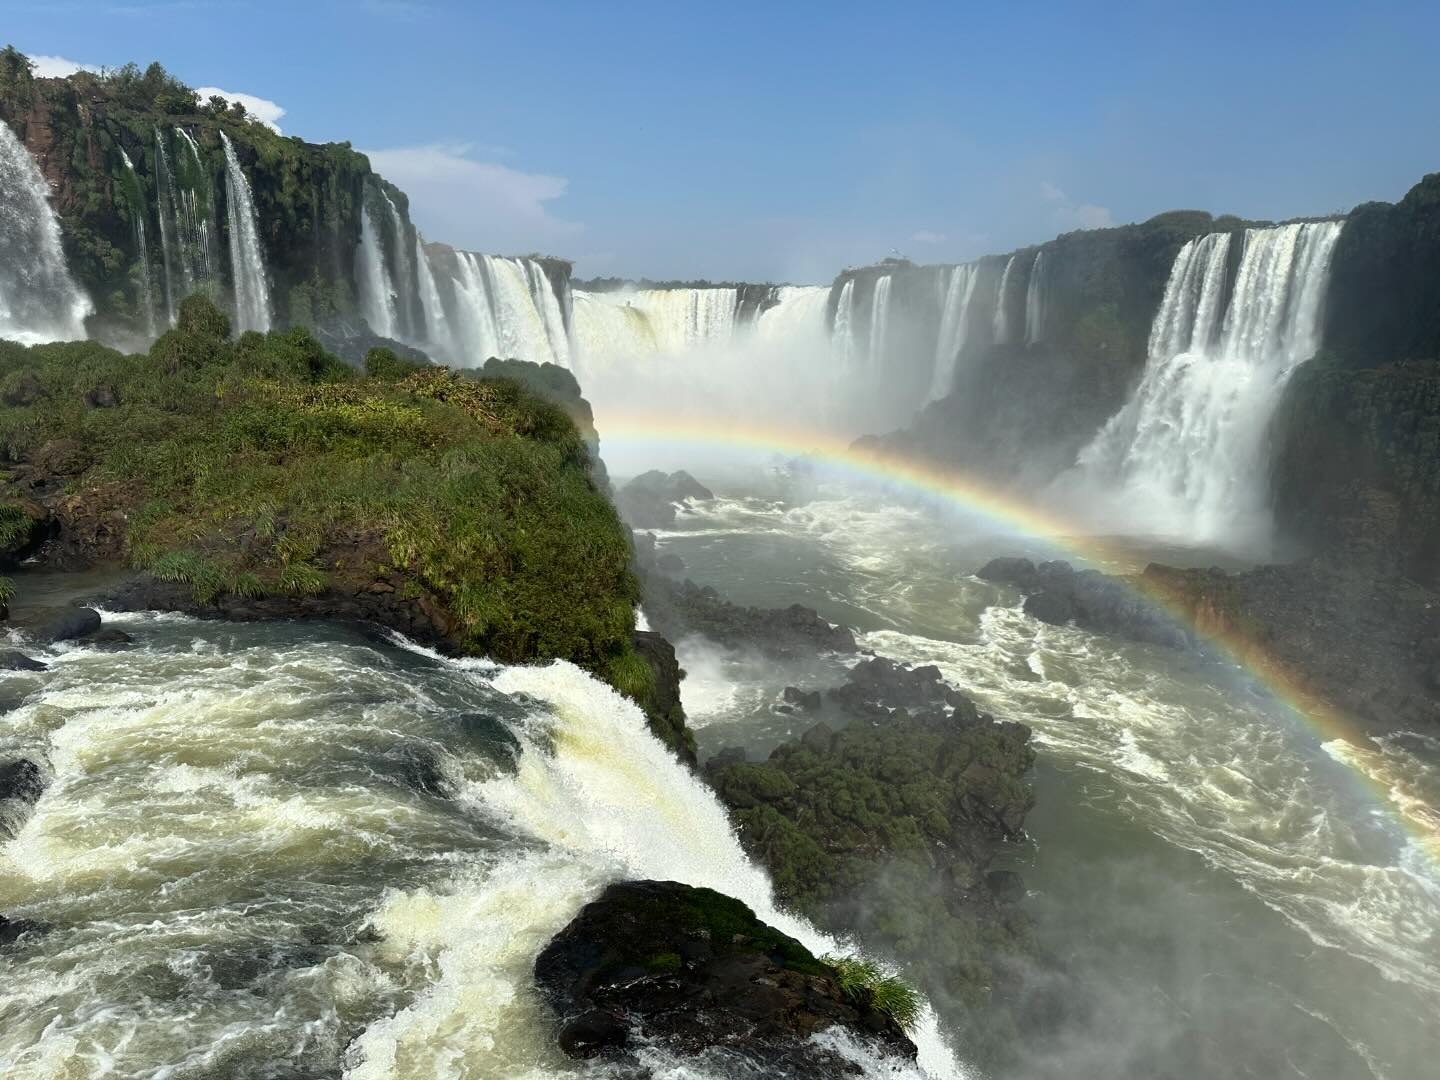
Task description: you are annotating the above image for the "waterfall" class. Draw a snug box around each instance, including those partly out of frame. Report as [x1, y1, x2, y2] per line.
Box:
[1023, 250, 1045, 345]
[172, 128, 219, 301]
[991, 254, 1017, 344]
[523, 259, 573, 368]
[153, 129, 180, 323]
[928, 264, 980, 401]
[1070, 220, 1344, 544]
[413, 238, 455, 361]
[119, 149, 158, 339]
[0, 119, 91, 344]
[868, 275, 893, 368]
[833, 278, 858, 373]
[357, 203, 398, 339]
[378, 189, 419, 339]
[220, 132, 272, 333]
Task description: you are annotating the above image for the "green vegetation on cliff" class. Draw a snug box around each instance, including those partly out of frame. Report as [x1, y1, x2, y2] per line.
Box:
[0, 297, 642, 678]
[0, 46, 375, 339]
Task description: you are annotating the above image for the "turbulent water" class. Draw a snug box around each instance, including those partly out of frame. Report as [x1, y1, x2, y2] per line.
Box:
[0, 119, 91, 344]
[641, 481, 1440, 1080]
[1069, 221, 1344, 546]
[220, 132, 273, 334]
[0, 607, 960, 1080]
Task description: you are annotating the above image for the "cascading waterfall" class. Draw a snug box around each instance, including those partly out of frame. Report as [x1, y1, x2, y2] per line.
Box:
[152, 129, 180, 323]
[118, 150, 158, 340]
[928, 264, 980, 402]
[0, 120, 91, 344]
[413, 237, 455, 361]
[833, 278, 858, 374]
[523, 260, 573, 368]
[1069, 220, 1344, 544]
[0, 615, 957, 1079]
[219, 132, 273, 333]
[430, 251, 574, 368]
[170, 128, 219, 305]
[378, 189, 419, 340]
[991, 254, 1017, 344]
[1023, 250, 1045, 345]
[868, 275, 893, 369]
[356, 203, 398, 339]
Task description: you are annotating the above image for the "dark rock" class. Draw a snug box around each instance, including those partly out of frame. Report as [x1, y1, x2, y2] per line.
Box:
[782, 686, 822, 712]
[535, 880, 916, 1073]
[0, 915, 45, 946]
[556, 1008, 629, 1057]
[642, 578, 856, 660]
[37, 606, 103, 644]
[981, 558, 1191, 649]
[828, 656, 964, 716]
[615, 470, 714, 529]
[707, 746, 748, 771]
[655, 552, 686, 573]
[631, 630, 697, 766]
[83, 383, 121, 409]
[0, 758, 46, 803]
[86, 627, 133, 647]
[30, 438, 91, 479]
[986, 870, 1026, 905]
[0, 650, 46, 671]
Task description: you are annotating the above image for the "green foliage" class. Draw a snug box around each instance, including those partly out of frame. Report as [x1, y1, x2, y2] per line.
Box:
[365, 347, 427, 381]
[176, 294, 231, 341]
[0, 332, 638, 672]
[604, 647, 656, 701]
[0, 503, 35, 551]
[823, 954, 923, 1032]
[0, 576, 14, 609]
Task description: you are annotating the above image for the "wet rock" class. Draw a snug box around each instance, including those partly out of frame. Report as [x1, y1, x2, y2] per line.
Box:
[535, 880, 916, 1073]
[0, 915, 45, 946]
[37, 606, 102, 643]
[0, 758, 46, 803]
[979, 557, 1191, 649]
[615, 470, 714, 529]
[642, 579, 857, 660]
[655, 552, 685, 573]
[986, 869, 1027, 905]
[86, 627, 133, 647]
[0, 650, 46, 671]
[828, 656, 964, 716]
[631, 630, 696, 767]
[782, 686, 822, 712]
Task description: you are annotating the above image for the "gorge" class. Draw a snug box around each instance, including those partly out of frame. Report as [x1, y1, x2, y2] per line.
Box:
[1, 45, 1439, 1080]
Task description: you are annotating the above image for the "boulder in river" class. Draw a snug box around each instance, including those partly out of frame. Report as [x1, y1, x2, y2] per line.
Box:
[0, 650, 46, 671]
[534, 879, 916, 1074]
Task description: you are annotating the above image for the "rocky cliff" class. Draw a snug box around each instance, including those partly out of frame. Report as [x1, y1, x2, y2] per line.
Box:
[0, 49, 380, 345]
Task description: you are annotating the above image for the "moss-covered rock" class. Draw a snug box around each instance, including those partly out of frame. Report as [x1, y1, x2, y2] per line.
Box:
[533, 879, 916, 1073]
[707, 661, 1037, 1069]
[0, 300, 657, 692]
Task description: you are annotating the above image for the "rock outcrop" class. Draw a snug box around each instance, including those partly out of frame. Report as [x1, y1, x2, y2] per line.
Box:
[615, 470, 714, 529]
[976, 557, 1190, 648]
[642, 578, 857, 659]
[534, 880, 916, 1074]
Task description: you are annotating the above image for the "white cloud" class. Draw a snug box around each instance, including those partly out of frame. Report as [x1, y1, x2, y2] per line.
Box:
[910, 229, 946, 245]
[1041, 180, 1113, 231]
[1069, 203, 1114, 229]
[362, 142, 582, 253]
[195, 87, 286, 133]
[28, 54, 100, 78]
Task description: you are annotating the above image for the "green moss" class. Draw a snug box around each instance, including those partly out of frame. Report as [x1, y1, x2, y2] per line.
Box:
[646, 951, 683, 974]
[0, 298, 639, 672]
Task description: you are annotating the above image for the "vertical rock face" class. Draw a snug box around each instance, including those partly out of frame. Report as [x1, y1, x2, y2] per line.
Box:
[0, 57, 375, 344]
[1269, 174, 1440, 581]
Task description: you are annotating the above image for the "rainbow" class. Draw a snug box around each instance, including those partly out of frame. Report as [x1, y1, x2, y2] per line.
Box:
[598, 412, 1440, 864]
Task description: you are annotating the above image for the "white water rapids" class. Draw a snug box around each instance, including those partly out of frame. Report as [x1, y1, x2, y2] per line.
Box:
[0, 610, 960, 1079]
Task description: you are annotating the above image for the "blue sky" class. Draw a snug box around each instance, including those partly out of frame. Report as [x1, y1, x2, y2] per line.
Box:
[8, 0, 1438, 282]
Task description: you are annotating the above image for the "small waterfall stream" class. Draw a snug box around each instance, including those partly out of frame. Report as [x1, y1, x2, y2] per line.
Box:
[220, 132, 272, 333]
